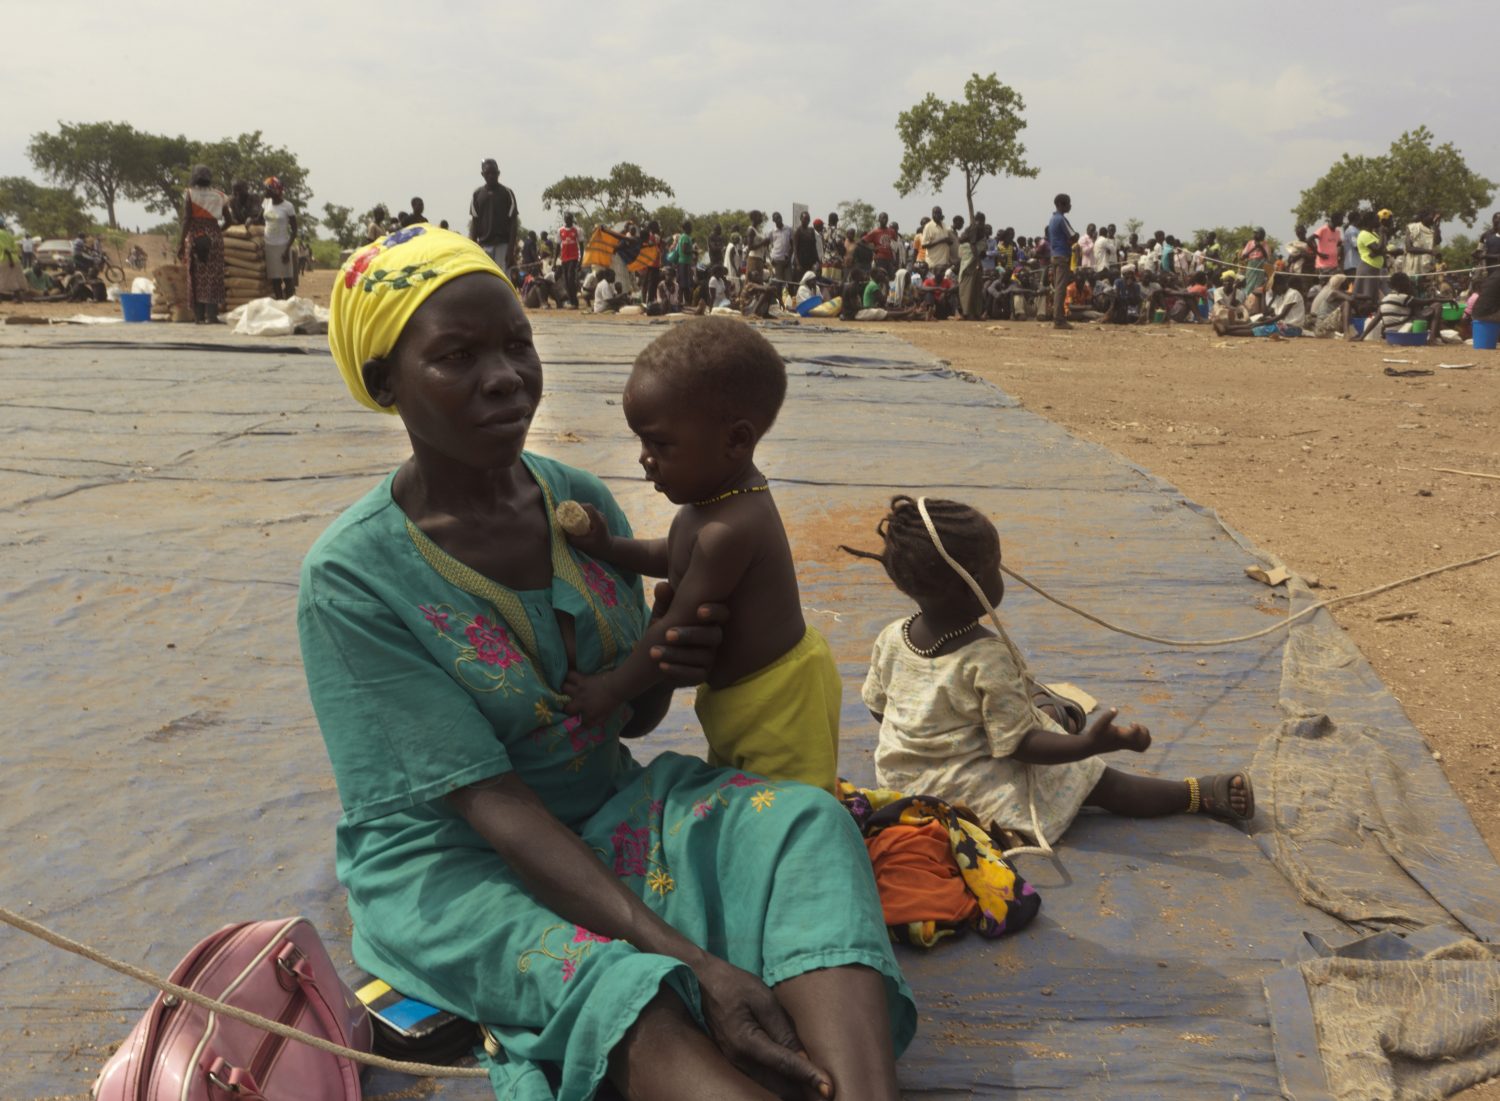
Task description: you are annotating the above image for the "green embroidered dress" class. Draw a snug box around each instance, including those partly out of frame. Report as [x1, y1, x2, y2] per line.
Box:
[298, 453, 915, 1100]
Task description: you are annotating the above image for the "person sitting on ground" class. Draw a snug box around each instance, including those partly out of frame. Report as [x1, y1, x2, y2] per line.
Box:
[845, 495, 1254, 851]
[795, 269, 820, 306]
[312, 227, 913, 1100]
[1466, 268, 1500, 340]
[1268, 281, 1307, 327]
[739, 270, 777, 319]
[1064, 269, 1101, 321]
[649, 265, 683, 315]
[1165, 271, 1211, 323]
[1308, 274, 1355, 337]
[593, 270, 627, 314]
[706, 264, 731, 310]
[1361, 271, 1444, 342]
[561, 318, 842, 794]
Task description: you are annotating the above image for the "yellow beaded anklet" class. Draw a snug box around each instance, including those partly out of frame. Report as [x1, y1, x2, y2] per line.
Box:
[1185, 776, 1202, 814]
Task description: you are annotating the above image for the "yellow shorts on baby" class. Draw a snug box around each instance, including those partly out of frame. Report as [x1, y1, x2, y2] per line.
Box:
[694, 626, 840, 794]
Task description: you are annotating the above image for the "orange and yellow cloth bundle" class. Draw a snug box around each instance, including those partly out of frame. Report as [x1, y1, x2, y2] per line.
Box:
[838, 782, 1041, 948]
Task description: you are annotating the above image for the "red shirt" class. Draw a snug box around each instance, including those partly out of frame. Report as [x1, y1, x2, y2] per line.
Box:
[863, 225, 898, 261]
[558, 225, 580, 263]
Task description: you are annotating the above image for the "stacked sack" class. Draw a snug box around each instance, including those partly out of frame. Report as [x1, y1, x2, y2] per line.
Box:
[223, 224, 270, 309]
[149, 263, 193, 322]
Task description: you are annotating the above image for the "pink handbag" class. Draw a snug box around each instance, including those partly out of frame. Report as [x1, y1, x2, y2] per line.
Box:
[92, 917, 373, 1101]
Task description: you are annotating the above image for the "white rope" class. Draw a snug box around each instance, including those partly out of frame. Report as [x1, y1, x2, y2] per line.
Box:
[0, 906, 490, 1079]
[998, 547, 1500, 648]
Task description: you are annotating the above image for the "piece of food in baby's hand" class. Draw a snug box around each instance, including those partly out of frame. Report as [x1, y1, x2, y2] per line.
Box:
[556, 499, 591, 536]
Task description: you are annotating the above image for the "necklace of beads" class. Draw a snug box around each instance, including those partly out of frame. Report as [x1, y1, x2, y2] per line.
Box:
[691, 482, 769, 507]
[902, 614, 980, 658]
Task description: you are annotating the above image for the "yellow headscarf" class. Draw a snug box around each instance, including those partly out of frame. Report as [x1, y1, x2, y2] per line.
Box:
[328, 225, 515, 413]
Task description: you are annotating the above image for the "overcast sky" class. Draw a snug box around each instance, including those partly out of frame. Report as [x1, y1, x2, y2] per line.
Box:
[5, 1, 1495, 238]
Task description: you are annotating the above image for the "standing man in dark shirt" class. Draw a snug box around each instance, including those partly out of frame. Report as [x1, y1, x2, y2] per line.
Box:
[791, 211, 821, 279]
[468, 158, 518, 271]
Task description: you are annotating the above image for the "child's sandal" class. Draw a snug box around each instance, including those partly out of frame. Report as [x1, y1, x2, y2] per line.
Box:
[1186, 773, 1255, 823]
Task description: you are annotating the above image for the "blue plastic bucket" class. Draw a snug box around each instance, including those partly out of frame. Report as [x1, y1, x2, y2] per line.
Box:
[1384, 330, 1428, 347]
[1351, 316, 1366, 337]
[1475, 319, 1500, 351]
[119, 293, 152, 323]
[794, 295, 823, 317]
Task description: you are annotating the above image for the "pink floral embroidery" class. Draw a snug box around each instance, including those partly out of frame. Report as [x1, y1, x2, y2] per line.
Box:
[563, 714, 604, 753]
[611, 823, 651, 877]
[582, 562, 618, 608]
[692, 800, 713, 820]
[648, 800, 665, 817]
[465, 615, 520, 668]
[561, 959, 577, 982]
[724, 773, 757, 788]
[419, 604, 450, 633]
[572, 925, 612, 945]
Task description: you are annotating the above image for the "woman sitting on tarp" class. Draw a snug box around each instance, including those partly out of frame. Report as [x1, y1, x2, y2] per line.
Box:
[303, 226, 915, 1101]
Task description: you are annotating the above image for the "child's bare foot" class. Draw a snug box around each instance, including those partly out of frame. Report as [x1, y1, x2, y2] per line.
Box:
[1193, 772, 1255, 822]
[1085, 708, 1152, 753]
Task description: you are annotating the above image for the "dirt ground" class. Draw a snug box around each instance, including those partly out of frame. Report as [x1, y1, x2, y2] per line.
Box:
[6, 270, 1497, 1098]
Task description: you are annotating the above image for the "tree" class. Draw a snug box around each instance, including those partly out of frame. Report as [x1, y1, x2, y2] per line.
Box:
[541, 162, 674, 233]
[193, 132, 313, 213]
[1440, 234, 1477, 271]
[1191, 226, 1282, 262]
[322, 203, 361, 249]
[1294, 126, 1496, 227]
[894, 73, 1038, 222]
[0, 176, 94, 237]
[1123, 217, 1144, 239]
[27, 121, 161, 229]
[837, 199, 876, 235]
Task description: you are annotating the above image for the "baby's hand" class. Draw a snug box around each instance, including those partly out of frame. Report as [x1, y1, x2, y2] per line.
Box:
[1085, 708, 1152, 754]
[557, 500, 612, 559]
[563, 670, 623, 729]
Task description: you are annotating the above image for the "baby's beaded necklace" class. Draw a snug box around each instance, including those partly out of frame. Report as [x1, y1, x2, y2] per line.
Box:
[901, 614, 981, 658]
[691, 482, 769, 507]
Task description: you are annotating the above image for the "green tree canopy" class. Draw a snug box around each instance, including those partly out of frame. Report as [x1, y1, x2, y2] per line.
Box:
[541, 162, 674, 233]
[322, 203, 360, 249]
[1294, 126, 1496, 227]
[0, 175, 94, 237]
[894, 73, 1038, 221]
[837, 199, 876, 235]
[27, 121, 162, 229]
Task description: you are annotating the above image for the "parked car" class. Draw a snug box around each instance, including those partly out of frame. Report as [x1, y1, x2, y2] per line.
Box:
[35, 239, 76, 269]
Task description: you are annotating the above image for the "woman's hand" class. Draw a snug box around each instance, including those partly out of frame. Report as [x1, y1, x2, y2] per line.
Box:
[645, 581, 728, 685]
[694, 954, 832, 1098]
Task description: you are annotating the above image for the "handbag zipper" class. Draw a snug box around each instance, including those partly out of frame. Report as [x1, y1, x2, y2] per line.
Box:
[246, 984, 308, 1084]
[136, 924, 249, 1101]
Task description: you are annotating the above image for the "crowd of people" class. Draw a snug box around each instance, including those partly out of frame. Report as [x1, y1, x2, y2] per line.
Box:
[446, 158, 1500, 344]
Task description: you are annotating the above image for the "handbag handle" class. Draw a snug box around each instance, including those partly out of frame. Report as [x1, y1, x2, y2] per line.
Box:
[206, 1057, 267, 1099]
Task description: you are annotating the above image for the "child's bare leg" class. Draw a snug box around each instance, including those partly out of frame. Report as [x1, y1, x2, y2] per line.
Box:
[1085, 768, 1251, 819]
[774, 965, 899, 1101]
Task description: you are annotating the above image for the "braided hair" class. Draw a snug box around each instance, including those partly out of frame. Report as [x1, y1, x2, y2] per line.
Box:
[841, 495, 1000, 605]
